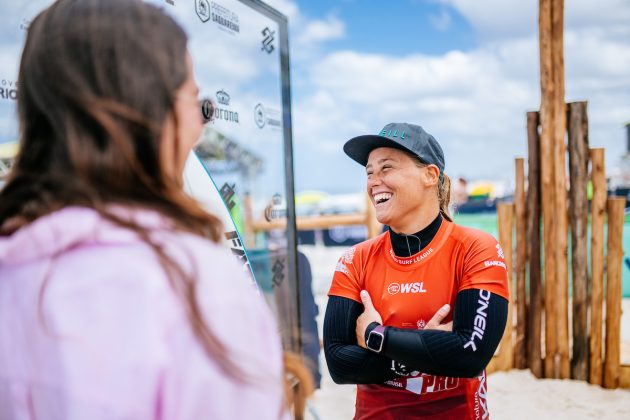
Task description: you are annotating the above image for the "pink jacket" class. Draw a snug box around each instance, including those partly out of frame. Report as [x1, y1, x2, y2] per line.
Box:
[0, 207, 287, 419]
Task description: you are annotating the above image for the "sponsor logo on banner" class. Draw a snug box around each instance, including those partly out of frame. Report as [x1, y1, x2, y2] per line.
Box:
[0, 80, 18, 101]
[387, 282, 427, 295]
[254, 103, 281, 130]
[195, 0, 211, 22]
[271, 256, 285, 288]
[210, 2, 239, 34]
[261, 27, 275, 54]
[214, 89, 239, 123]
[224, 230, 255, 282]
[219, 182, 236, 211]
[264, 193, 286, 222]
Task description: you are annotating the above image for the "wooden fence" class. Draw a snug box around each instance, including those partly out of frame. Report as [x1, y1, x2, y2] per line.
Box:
[488, 102, 628, 389]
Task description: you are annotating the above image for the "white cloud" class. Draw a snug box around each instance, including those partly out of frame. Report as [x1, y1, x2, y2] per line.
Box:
[437, 0, 630, 40]
[429, 9, 452, 32]
[295, 15, 345, 46]
[261, 0, 630, 192]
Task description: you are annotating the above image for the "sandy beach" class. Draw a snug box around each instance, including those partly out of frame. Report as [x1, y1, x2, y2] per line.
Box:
[300, 245, 630, 419]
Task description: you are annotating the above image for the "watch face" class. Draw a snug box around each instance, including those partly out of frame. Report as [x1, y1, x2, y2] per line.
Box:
[367, 332, 384, 352]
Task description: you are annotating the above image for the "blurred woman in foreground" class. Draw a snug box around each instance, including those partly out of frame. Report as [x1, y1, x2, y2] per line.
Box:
[0, 0, 311, 418]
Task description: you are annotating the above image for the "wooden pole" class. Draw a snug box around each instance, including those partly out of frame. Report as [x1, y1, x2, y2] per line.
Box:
[603, 197, 625, 389]
[252, 212, 369, 232]
[526, 111, 543, 378]
[551, 0, 570, 380]
[243, 194, 255, 249]
[539, 0, 558, 378]
[495, 203, 515, 371]
[365, 193, 382, 239]
[589, 148, 606, 385]
[567, 101, 589, 380]
[514, 158, 528, 369]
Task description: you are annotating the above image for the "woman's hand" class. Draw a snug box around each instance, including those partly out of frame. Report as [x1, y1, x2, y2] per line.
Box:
[356, 290, 454, 349]
[424, 304, 453, 332]
[356, 290, 383, 348]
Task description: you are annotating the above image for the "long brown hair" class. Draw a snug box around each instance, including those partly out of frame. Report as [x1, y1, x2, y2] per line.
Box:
[0, 0, 242, 376]
[0, 0, 314, 407]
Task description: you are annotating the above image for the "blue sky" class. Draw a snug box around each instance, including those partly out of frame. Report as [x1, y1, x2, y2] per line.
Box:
[296, 0, 476, 56]
[264, 0, 630, 194]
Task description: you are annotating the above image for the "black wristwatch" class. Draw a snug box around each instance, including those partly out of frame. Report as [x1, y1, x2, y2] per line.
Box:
[366, 324, 386, 353]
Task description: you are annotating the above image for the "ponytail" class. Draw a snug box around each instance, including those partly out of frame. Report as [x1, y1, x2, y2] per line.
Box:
[406, 151, 452, 222]
[438, 173, 452, 222]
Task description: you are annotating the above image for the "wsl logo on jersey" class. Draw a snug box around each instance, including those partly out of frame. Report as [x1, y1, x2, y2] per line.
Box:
[388, 282, 427, 295]
[214, 90, 239, 123]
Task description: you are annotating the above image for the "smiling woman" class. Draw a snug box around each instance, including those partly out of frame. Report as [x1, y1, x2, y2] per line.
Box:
[323, 122, 510, 419]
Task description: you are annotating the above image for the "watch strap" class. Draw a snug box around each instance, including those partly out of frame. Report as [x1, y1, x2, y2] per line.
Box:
[366, 324, 387, 353]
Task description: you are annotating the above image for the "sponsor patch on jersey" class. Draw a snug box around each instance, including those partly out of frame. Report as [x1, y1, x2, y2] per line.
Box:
[463, 289, 491, 351]
[334, 247, 356, 275]
[389, 247, 433, 265]
[335, 260, 350, 276]
[496, 243, 505, 259]
[387, 282, 427, 295]
[385, 374, 460, 396]
[342, 246, 356, 264]
[484, 260, 507, 270]
[475, 372, 489, 419]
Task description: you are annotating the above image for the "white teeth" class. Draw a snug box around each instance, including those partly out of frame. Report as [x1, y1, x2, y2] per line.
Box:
[373, 193, 392, 204]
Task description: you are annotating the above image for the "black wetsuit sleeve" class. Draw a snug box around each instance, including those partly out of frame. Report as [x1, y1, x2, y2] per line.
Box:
[381, 288, 508, 378]
[323, 296, 400, 384]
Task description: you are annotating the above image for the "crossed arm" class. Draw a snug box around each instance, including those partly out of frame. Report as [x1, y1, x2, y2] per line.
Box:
[323, 288, 508, 384]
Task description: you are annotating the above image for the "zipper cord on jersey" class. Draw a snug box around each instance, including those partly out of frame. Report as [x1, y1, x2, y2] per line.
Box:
[389, 213, 442, 257]
[403, 234, 422, 257]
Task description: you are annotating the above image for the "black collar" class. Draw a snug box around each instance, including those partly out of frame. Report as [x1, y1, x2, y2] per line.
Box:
[388, 213, 443, 257]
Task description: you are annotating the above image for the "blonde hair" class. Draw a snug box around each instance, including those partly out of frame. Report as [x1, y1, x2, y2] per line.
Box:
[438, 173, 452, 222]
[409, 152, 452, 222]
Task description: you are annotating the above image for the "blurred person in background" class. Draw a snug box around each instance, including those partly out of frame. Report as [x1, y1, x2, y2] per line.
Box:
[324, 123, 508, 419]
[0, 0, 311, 418]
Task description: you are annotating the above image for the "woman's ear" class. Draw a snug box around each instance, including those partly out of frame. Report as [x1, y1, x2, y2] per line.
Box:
[422, 164, 440, 187]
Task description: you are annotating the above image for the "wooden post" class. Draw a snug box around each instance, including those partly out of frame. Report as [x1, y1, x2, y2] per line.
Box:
[243, 194, 256, 249]
[526, 111, 543, 378]
[365, 193, 382, 239]
[495, 203, 515, 371]
[514, 158, 528, 369]
[603, 197, 625, 389]
[539, 0, 558, 378]
[551, 0, 570, 380]
[589, 148, 606, 385]
[567, 101, 589, 380]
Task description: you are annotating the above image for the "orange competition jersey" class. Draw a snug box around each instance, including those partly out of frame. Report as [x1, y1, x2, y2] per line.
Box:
[328, 220, 509, 420]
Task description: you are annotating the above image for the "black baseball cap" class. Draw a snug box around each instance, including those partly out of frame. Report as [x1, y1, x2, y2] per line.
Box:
[343, 122, 445, 173]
